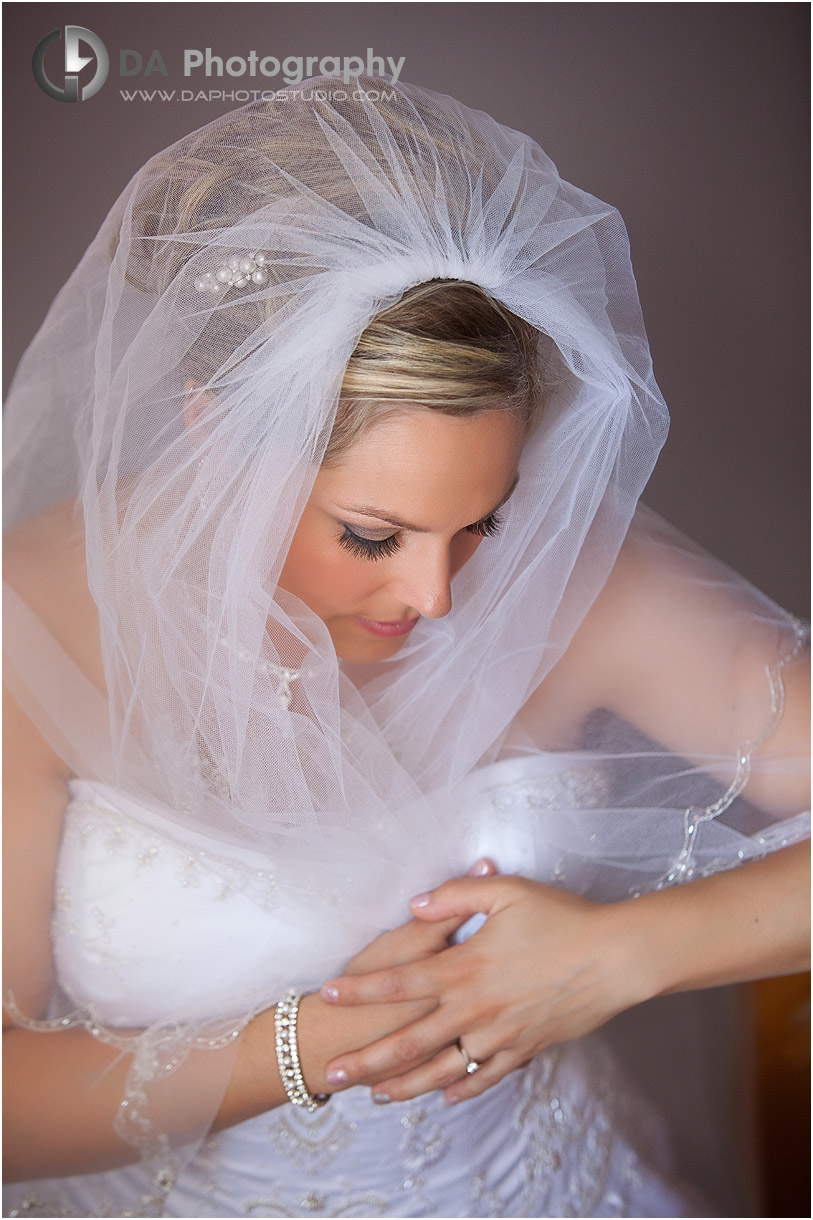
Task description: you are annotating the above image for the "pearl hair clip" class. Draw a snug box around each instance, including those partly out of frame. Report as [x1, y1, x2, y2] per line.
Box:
[194, 252, 270, 295]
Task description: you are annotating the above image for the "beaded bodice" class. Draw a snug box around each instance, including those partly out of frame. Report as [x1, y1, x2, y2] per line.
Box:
[5, 756, 708, 1218]
[51, 755, 613, 1027]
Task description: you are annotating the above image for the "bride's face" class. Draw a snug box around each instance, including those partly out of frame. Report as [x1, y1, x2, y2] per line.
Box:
[279, 408, 524, 662]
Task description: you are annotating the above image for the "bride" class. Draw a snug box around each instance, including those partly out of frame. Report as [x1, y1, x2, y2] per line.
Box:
[3, 78, 809, 1218]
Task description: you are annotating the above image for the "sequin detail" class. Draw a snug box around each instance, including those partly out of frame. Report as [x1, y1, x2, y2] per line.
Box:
[266, 1099, 356, 1170]
[60, 798, 280, 910]
[653, 617, 808, 890]
[484, 766, 611, 814]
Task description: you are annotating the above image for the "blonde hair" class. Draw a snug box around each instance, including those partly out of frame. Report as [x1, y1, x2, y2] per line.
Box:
[326, 278, 547, 464]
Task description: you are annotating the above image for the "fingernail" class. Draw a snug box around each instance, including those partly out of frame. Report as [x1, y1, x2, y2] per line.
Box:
[325, 1068, 349, 1085]
[445, 1093, 461, 1106]
[321, 985, 340, 1002]
[409, 891, 431, 908]
[467, 858, 491, 876]
[372, 1092, 391, 1105]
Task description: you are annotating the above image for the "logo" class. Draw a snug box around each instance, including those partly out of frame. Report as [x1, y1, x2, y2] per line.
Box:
[33, 26, 109, 102]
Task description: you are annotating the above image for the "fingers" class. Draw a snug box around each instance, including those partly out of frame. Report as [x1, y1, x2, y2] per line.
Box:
[443, 1048, 520, 1105]
[342, 911, 476, 978]
[323, 932, 483, 1007]
[370, 1042, 523, 1106]
[380, 912, 475, 955]
[466, 857, 497, 877]
[341, 861, 499, 975]
[345, 860, 498, 969]
[413, 912, 479, 947]
[369, 1043, 477, 1104]
[324, 1008, 452, 1088]
[395, 863, 498, 945]
[408, 874, 522, 923]
[322, 955, 440, 1007]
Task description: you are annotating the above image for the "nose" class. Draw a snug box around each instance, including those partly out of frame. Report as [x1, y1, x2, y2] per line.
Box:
[391, 542, 453, 619]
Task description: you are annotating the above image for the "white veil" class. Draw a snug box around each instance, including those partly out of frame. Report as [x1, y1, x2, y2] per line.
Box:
[3, 77, 808, 1203]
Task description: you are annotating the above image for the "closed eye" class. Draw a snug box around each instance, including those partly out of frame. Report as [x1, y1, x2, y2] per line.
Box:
[465, 510, 503, 538]
[339, 509, 504, 562]
[338, 526, 401, 561]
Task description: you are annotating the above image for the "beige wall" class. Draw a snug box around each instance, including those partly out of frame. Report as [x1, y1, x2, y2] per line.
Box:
[4, 3, 808, 612]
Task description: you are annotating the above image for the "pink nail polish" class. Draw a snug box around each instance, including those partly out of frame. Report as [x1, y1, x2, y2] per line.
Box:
[409, 892, 431, 908]
[325, 1068, 349, 1085]
[321, 985, 340, 1002]
[446, 1093, 461, 1106]
[372, 1092, 391, 1105]
[467, 858, 491, 876]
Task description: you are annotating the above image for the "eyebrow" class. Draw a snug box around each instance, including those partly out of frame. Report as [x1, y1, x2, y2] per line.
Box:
[336, 473, 520, 533]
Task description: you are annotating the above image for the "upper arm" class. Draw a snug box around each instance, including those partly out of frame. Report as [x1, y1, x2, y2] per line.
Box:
[3, 505, 94, 1026]
[3, 682, 71, 1025]
[527, 512, 809, 815]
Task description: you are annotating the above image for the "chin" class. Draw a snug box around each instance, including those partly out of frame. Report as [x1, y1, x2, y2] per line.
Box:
[335, 631, 410, 664]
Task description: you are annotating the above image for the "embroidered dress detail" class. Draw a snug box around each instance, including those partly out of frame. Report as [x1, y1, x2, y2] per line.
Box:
[653, 618, 808, 890]
[5, 762, 706, 1217]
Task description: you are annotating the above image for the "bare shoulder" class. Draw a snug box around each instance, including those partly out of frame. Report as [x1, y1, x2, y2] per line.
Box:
[515, 529, 652, 742]
[521, 510, 797, 745]
[509, 536, 649, 746]
[568, 510, 792, 704]
[521, 523, 667, 715]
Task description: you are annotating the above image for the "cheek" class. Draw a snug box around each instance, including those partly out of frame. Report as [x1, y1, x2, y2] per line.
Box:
[281, 525, 380, 613]
[319, 548, 380, 607]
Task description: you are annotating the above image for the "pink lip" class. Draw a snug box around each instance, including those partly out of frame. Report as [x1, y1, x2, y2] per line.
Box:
[353, 615, 420, 638]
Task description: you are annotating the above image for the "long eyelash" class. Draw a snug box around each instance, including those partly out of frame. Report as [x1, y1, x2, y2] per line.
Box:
[338, 526, 401, 562]
[339, 509, 503, 560]
[466, 509, 504, 539]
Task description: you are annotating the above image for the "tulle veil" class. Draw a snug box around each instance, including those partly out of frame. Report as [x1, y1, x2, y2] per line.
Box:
[3, 76, 808, 1207]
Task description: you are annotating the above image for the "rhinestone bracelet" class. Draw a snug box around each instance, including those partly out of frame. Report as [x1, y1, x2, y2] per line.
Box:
[274, 990, 331, 1112]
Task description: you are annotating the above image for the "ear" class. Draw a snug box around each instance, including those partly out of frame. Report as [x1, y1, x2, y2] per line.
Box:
[183, 379, 215, 433]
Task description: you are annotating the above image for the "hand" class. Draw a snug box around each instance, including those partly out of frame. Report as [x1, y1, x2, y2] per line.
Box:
[319, 875, 652, 1105]
[341, 856, 497, 978]
[297, 859, 498, 1095]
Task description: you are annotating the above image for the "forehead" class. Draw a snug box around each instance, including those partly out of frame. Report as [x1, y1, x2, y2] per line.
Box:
[315, 409, 523, 522]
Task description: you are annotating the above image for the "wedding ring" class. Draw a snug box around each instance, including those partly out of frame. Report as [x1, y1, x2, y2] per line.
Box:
[457, 1040, 481, 1074]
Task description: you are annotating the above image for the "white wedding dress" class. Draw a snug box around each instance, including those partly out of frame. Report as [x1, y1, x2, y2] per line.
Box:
[5, 757, 718, 1219]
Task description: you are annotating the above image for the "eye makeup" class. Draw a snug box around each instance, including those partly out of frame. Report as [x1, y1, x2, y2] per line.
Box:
[337, 509, 504, 562]
[337, 528, 401, 561]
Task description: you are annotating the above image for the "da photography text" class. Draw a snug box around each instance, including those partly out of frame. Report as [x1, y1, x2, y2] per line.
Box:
[33, 27, 405, 104]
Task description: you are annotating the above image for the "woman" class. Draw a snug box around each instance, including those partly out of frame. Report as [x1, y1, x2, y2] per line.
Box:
[3, 78, 809, 1217]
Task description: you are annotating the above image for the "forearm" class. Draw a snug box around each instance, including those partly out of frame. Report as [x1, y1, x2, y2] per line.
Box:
[4, 987, 429, 1182]
[612, 841, 810, 1000]
[3, 1010, 289, 1182]
[215, 991, 389, 1128]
